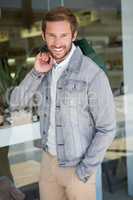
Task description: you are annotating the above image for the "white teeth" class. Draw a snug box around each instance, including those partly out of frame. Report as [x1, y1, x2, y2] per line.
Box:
[53, 48, 63, 52]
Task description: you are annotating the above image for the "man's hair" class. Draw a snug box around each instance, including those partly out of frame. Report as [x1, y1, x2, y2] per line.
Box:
[42, 7, 78, 34]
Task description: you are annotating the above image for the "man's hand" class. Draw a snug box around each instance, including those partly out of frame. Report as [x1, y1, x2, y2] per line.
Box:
[34, 52, 54, 73]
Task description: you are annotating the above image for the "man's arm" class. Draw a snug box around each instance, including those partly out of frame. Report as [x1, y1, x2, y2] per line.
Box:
[9, 69, 45, 111]
[10, 52, 54, 111]
[76, 70, 116, 182]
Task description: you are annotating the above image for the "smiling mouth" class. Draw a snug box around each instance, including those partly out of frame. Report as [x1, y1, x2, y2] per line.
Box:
[52, 47, 64, 52]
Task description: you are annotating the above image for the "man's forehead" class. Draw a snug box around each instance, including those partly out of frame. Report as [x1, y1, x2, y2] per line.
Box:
[46, 20, 71, 28]
[45, 31, 71, 34]
[45, 21, 73, 35]
[45, 25, 72, 34]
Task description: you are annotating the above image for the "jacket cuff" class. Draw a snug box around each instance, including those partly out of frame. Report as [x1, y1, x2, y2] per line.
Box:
[75, 163, 91, 183]
[30, 68, 45, 79]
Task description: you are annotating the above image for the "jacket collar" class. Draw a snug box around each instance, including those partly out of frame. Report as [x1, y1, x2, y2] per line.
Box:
[67, 46, 83, 73]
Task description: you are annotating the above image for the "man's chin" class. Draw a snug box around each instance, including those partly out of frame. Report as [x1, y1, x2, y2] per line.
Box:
[50, 48, 71, 63]
[52, 54, 66, 63]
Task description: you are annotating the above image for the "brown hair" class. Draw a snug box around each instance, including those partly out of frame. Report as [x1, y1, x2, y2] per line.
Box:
[42, 7, 78, 35]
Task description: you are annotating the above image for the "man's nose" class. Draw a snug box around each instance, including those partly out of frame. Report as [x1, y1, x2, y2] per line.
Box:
[53, 38, 62, 47]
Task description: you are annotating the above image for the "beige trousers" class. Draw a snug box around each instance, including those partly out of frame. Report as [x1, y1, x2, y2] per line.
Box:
[39, 151, 96, 200]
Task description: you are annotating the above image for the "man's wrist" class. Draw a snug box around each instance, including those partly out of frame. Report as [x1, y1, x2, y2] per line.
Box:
[31, 68, 46, 78]
[75, 163, 92, 183]
[75, 167, 89, 183]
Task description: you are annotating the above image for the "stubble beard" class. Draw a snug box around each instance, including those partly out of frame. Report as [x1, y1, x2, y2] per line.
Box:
[48, 43, 73, 64]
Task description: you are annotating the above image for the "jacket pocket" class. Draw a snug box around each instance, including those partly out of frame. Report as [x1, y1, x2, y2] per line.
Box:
[62, 79, 86, 107]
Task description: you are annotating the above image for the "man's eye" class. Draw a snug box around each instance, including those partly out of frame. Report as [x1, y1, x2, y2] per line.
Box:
[47, 34, 55, 38]
[62, 34, 68, 38]
[50, 35, 55, 38]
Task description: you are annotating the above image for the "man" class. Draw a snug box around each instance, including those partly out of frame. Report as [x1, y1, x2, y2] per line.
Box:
[10, 7, 116, 200]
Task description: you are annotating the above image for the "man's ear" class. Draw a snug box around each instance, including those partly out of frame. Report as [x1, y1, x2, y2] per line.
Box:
[42, 32, 45, 41]
[72, 31, 78, 42]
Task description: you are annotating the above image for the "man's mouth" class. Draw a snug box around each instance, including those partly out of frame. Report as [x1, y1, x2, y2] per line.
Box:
[52, 47, 64, 52]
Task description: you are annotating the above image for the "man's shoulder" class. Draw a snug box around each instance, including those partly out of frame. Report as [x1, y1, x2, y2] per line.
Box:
[81, 55, 103, 83]
[82, 55, 101, 72]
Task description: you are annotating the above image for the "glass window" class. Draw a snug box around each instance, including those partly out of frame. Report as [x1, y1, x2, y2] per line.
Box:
[0, 1, 133, 200]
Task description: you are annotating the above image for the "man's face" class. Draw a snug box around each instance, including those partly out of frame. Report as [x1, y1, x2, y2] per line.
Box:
[42, 20, 77, 63]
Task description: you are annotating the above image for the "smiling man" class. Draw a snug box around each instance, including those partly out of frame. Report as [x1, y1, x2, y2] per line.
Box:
[10, 7, 116, 200]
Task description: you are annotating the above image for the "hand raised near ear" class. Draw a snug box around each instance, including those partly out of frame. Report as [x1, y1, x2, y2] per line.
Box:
[34, 52, 54, 73]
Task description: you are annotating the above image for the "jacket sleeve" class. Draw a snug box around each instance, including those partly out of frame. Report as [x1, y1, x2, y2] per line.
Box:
[75, 70, 116, 183]
[9, 68, 45, 111]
